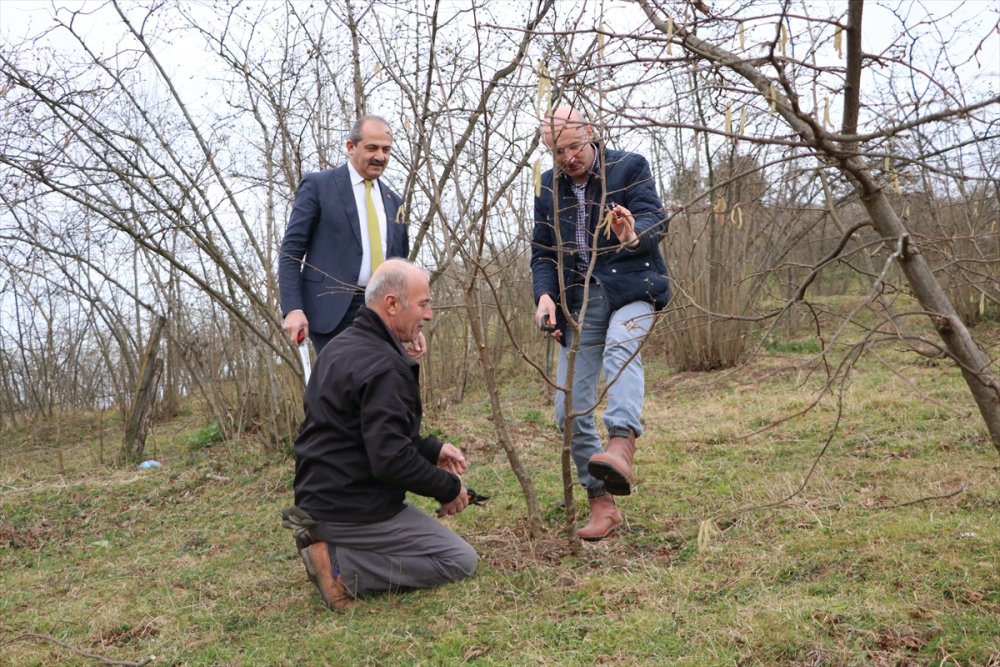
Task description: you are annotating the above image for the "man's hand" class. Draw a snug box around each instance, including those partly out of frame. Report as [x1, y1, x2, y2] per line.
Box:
[608, 204, 640, 248]
[437, 443, 468, 475]
[438, 487, 469, 516]
[535, 294, 562, 340]
[406, 330, 427, 361]
[283, 310, 310, 345]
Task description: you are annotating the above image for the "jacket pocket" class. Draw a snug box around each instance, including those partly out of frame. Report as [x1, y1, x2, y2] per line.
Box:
[601, 257, 670, 310]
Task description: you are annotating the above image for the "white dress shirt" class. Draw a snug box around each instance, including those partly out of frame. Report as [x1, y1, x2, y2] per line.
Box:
[347, 161, 387, 286]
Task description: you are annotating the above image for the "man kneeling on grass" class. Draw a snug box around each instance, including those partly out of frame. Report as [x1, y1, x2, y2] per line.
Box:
[285, 258, 477, 611]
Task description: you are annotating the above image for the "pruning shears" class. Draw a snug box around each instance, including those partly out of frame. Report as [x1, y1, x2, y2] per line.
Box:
[467, 487, 490, 506]
[437, 487, 490, 517]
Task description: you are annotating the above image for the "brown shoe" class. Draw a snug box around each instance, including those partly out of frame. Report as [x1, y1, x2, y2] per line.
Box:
[587, 431, 636, 495]
[578, 494, 623, 541]
[299, 542, 356, 611]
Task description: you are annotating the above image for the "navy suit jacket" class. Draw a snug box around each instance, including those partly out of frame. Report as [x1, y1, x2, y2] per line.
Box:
[531, 146, 669, 342]
[279, 164, 409, 334]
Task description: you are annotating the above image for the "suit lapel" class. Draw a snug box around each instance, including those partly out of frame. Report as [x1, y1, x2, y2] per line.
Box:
[333, 164, 404, 255]
[331, 164, 363, 247]
[379, 181, 404, 255]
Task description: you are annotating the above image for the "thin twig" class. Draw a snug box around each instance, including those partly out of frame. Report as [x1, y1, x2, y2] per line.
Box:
[877, 485, 968, 510]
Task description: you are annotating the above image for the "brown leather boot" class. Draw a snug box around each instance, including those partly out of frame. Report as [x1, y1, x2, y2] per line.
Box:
[300, 542, 356, 611]
[577, 493, 623, 541]
[587, 431, 636, 495]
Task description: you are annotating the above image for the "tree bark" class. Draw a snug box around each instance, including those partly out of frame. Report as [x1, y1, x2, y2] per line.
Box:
[119, 315, 166, 465]
[844, 160, 1000, 450]
[840, 0, 863, 141]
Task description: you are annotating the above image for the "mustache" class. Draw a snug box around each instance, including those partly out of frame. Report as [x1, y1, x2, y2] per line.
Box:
[368, 159, 387, 167]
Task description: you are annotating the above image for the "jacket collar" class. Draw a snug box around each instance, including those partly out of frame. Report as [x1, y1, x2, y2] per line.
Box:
[353, 306, 416, 366]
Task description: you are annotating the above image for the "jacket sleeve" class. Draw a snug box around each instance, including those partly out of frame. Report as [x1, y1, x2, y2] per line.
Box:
[530, 174, 560, 304]
[278, 173, 320, 316]
[620, 155, 666, 252]
[414, 434, 444, 463]
[360, 368, 461, 503]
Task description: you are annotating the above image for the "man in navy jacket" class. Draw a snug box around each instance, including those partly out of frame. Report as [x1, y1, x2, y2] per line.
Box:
[531, 107, 669, 541]
[278, 115, 418, 355]
[292, 259, 477, 611]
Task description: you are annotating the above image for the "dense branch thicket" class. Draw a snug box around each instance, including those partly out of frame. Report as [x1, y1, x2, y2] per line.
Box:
[1, 0, 997, 462]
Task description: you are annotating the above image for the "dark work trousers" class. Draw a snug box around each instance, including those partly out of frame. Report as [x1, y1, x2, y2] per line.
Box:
[310, 504, 478, 598]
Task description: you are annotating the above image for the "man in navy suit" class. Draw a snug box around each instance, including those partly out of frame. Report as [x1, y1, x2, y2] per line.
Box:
[279, 115, 423, 356]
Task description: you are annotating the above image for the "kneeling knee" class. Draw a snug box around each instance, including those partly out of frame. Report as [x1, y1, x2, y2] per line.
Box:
[451, 544, 479, 580]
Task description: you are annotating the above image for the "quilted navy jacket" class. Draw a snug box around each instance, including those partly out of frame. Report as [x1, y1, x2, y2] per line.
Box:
[530, 145, 670, 342]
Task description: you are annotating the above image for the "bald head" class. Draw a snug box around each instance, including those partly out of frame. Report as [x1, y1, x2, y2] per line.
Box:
[365, 259, 433, 344]
[540, 107, 595, 184]
[365, 259, 421, 308]
[541, 107, 588, 141]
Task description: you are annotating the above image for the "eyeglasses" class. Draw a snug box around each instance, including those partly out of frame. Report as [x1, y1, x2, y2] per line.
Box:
[551, 142, 588, 158]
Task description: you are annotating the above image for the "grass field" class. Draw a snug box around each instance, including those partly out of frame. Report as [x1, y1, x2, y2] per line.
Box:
[2, 318, 999, 666]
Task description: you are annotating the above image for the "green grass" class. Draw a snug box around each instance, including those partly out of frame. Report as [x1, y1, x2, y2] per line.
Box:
[2, 319, 999, 665]
[185, 421, 224, 452]
[762, 335, 823, 355]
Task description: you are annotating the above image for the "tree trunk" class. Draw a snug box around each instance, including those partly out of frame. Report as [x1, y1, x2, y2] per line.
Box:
[463, 287, 545, 538]
[119, 316, 166, 465]
[845, 159, 1000, 451]
[639, 3, 1000, 454]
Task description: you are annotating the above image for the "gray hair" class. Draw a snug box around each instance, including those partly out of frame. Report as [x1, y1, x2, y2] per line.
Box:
[349, 115, 392, 143]
[365, 258, 425, 308]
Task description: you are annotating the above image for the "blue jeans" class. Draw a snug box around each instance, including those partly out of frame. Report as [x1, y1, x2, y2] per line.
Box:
[555, 283, 653, 496]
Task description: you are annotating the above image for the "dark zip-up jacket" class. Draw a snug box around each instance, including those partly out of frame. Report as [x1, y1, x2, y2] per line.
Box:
[293, 306, 460, 523]
[531, 145, 670, 343]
